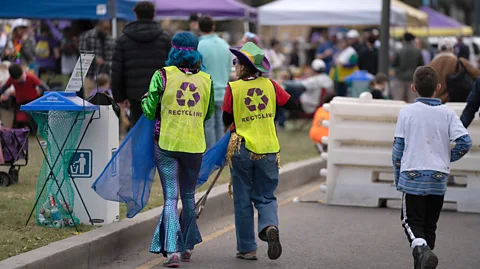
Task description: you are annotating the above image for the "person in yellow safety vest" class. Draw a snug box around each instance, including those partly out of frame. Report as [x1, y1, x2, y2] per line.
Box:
[141, 31, 214, 268]
[222, 42, 299, 261]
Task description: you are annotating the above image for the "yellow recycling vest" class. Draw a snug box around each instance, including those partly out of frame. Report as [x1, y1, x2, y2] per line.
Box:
[231, 77, 280, 154]
[159, 66, 211, 153]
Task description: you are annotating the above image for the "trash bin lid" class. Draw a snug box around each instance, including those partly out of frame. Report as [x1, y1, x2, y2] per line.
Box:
[344, 70, 375, 83]
[20, 92, 99, 112]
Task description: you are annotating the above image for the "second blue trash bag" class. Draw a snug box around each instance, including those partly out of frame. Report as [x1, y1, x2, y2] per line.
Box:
[92, 115, 156, 218]
[92, 114, 231, 218]
[196, 130, 231, 189]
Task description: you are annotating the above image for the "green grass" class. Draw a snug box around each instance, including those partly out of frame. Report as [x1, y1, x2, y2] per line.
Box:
[0, 125, 318, 261]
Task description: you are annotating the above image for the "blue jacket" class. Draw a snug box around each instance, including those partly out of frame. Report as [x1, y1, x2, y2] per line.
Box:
[461, 77, 480, 128]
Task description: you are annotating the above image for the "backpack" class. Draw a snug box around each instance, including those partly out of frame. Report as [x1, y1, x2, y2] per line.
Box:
[87, 92, 120, 118]
[35, 40, 50, 59]
[446, 59, 474, 102]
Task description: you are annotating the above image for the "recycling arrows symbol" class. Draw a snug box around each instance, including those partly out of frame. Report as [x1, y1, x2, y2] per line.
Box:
[244, 87, 269, 112]
[176, 82, 200, 107]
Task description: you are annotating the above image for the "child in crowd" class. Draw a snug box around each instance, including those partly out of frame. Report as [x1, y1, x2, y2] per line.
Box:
[0, 63, 49, 105]
[392, 66, 472, 269]
[0, 64, 49, 128]
[370, 72, 388, 99]
[85, 73, 129, 132]
[309, 93, 334, 152]
[87, 73, 113, 98]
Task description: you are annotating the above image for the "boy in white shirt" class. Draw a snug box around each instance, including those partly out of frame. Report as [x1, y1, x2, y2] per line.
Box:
[392, 66, 472, 269]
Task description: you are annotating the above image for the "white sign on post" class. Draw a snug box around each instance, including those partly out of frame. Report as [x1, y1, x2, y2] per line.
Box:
[65, 53, 95, 92]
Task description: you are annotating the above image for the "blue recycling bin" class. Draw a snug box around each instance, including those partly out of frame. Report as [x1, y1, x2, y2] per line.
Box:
[21, 92, 98, 230]
[345, 70, 375, 98]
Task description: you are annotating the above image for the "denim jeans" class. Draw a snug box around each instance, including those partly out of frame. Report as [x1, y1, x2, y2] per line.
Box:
[205, 102, 225, 150]
[230, 143, 279, 252]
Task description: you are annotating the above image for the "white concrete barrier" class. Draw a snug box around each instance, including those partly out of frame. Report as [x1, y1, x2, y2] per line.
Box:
[323, 94, 480, 213]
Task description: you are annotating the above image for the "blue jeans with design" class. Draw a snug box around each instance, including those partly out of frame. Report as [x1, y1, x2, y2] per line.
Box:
[205, 102, 225, 150]
[230, 143, 279, 252]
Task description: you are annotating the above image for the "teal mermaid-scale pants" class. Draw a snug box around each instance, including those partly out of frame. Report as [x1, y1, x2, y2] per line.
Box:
[150, 145, 203, 256]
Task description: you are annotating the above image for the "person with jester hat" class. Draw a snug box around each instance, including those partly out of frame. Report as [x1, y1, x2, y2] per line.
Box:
[141, 31, 214, 267]
[222, 42, 298, 261]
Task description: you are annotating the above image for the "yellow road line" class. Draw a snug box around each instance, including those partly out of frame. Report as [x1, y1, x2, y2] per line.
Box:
[135, 184, 321, 269]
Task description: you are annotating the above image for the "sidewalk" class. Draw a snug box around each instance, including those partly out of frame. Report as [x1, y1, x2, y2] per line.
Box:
[101, 182, 480, 269]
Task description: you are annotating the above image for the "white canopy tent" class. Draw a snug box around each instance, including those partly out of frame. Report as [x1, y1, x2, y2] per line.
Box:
[258, 0, 407, 26]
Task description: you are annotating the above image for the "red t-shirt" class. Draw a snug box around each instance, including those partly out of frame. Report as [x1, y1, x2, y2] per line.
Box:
[5, 73, 41, 104]
[222, 78, 290, 114]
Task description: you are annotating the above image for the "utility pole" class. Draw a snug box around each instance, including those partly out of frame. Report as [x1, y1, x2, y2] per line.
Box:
[379, 0, 391, 74]
[475, 0, 480, 35]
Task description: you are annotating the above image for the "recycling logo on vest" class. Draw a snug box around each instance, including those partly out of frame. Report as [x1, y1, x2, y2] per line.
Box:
[169, 82, 204, 118]
[241, 87, 274, 123]
[245, 88, 269, 111]
[177, 82, 200, 107]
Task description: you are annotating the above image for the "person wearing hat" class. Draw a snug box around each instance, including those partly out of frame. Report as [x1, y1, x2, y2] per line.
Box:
[281, 59, 334, 115]
[141, 31, 214, 268]
[358, 29, 379, 76]
[346, 29, 364, 54]
[329, 33, 359, 96]
[2, 19, 35, 66]
[429, 38, 480, 103]
[391, 32, 424, 103]
[222, 42, 298, 261]
[239, 32, 260, 47]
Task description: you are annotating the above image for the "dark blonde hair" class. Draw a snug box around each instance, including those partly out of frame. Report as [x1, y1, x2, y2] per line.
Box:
[97, 73, 110, 88]
[373, 72, 388, 84]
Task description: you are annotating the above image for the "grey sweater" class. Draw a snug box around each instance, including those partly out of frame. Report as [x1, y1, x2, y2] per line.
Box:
[393, 43, 424, 82]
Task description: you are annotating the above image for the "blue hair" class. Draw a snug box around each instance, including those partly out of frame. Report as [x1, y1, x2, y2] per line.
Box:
[166, 32, 204, 70]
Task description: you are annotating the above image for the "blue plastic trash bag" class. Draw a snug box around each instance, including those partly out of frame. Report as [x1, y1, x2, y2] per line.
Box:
[196, 131, 231, 189]
[92, 116, 230, 218]
[92, 115, 156, 218]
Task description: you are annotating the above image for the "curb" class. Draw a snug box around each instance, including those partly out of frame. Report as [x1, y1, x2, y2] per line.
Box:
[0, 157, 325, 269]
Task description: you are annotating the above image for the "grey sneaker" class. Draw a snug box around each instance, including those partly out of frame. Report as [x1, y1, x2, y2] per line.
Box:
[181, 250, 192, 262]
[163, 253, 180, 268]
[413, 245, 438, 269]
[236, 251, 258, 260]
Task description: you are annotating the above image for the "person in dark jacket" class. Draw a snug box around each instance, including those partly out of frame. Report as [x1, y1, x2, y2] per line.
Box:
[461, 77, 480, 128]
[455, 36, 470, 61]
[358, 31, 379, 75]
[111, 1, 171, 127]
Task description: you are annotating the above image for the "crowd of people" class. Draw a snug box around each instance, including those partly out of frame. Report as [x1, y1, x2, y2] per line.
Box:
[2, 13, 479, 132]
[2, 2, 480, 268]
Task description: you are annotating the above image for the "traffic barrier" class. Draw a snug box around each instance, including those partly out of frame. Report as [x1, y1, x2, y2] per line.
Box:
[321, 93, 480, 213]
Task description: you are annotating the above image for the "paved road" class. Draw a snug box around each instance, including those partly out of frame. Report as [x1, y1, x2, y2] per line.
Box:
[104, 183, 480, 269]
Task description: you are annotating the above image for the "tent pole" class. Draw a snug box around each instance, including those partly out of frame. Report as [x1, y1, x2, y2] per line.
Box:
[112, 17, 118, 39]
[379, 0, 391, 74]
[244, 20, 250, 33]
[244, 10, 250, 33]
